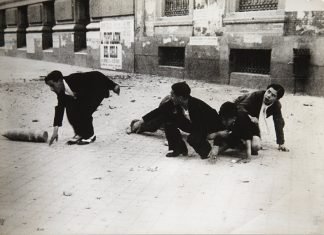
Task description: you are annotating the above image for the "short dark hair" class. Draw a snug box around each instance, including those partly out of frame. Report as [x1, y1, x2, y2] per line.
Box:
[267, 84, 285, 99]
[45, 70, 63, 83]
[219, 101, 238, 119]
[171, 82, 191, 98]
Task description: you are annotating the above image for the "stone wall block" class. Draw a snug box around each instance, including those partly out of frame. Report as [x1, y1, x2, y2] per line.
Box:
[28, 4, 42, 25]
[6, 8, 17, 26]
[55, 0, 74, 22]
[90, 0, 133, 19]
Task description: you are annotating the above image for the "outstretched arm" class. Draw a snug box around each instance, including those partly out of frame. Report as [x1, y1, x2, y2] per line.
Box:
[49, 126, 59, 146]
[113, 84, 120, 95]
[244, 139, 252, 159]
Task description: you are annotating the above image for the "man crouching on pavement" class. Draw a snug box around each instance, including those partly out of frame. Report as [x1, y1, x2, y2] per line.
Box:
[45, 70, 120, 145]
[234, 84, 289, 153]
[132, 82, 223, 159]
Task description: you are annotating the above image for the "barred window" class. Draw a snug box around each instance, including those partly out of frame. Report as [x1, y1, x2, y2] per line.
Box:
[165, 0, 189, 17]
[0, 11, 4, 47]
[159, 47, 185, 67]
[230, 49, 271, 75]
[239, 0, 278, 12]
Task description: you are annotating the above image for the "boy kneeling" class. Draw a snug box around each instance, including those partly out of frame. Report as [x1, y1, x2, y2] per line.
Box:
[209, 102, 260, 161]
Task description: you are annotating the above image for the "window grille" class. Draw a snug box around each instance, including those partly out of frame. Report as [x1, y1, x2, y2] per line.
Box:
[0, 33, 4, 47]
[0, 11, 4, 47]
[293, 48, 310, 79]
[230, 49, 271, 74]
[239, 0, 278, 12]
[165, 0, 189, 17]
[159, 47, 185, 67]
[17, 7, 27, 48]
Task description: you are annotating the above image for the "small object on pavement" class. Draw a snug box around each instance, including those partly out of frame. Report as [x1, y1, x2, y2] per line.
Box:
[2, 128, 48, 143]
[0, 218, 5, 226]
[63, 191, 72, 196]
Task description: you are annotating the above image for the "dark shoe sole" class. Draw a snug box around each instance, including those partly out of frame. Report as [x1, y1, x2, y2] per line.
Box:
[66, 140, 79, 145]
[166, 151, 188, 157]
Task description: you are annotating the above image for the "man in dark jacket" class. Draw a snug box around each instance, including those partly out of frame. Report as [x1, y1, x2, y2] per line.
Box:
[234, 84, 289, 153]
[45, 70, 120, 145]
[133, 82, 223, 159]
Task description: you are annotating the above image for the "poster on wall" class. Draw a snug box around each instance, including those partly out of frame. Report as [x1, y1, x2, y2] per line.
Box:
[99, 19, 134, 70]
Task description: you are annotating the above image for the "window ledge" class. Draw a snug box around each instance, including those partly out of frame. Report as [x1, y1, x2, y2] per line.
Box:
[86, 22, 100, 31]
[43, 48, 53, 53]
[224, 10, 285, 25]
[231, 72, 270, 77]
[159, 65, 184, 69]
[154, 16, 193, 27]
[75, 50, 87, 55]
[26, 26, 52, 33]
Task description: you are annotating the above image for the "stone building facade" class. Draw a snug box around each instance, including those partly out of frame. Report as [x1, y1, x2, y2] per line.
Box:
[0, 0, 323, 96]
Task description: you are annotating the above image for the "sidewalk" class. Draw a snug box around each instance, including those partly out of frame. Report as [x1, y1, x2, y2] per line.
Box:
[0, 56, 324, 234]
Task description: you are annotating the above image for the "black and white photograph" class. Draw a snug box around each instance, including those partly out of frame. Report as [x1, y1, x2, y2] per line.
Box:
[0, 0, 324, 234]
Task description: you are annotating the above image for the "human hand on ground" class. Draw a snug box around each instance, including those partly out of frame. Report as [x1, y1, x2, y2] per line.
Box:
[132, 120, 144, 133]
[113, 85, 120, 95]
[49, 127, 59, 146]
[278, 144, 289, 152]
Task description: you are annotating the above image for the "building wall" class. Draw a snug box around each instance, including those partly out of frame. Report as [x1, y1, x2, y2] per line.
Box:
[0, 0, 323, 96]
[135, 0, 225, 81]
[221, 0, 324, 96]
[0, 0, 135, 72]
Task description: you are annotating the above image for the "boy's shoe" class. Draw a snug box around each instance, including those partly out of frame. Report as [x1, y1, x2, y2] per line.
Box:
[166, 150, 188, 157]
[77, 135, 96, 145]
[66, 135, 82, 145]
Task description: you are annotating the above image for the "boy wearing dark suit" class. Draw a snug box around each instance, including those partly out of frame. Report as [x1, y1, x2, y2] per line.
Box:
[210, 102, 255, 160]
[45, 70, 120, 145]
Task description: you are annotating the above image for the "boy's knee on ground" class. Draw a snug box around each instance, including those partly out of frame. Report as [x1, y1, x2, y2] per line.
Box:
[252, 136, 261, 152]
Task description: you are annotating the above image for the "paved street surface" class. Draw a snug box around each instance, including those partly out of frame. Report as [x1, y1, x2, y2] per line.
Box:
[0, 56, 324, 234]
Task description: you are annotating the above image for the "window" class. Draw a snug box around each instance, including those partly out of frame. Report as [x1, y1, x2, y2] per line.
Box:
[43, 1, 55, 50]
[293, 48, 310, 79]
[230, 49, 271, 74]
[0, 10, 5, 47]
[239, 0, 278, 12]
[165, 0, 189, 17]
[0, 31, 3, 47]
[74, 0, 89, 52]
[159, 47, 185, 67]
[17, 6, 27, 48]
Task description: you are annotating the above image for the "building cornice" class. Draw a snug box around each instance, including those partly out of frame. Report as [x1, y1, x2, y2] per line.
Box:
[0, 0, 52, 10]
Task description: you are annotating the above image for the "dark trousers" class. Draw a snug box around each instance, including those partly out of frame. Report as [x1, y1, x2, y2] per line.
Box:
[65, 95, 104, 138]
[165, 115, 220, 159]
[187, 130, 212, 159]
[164, 114, 192, 154]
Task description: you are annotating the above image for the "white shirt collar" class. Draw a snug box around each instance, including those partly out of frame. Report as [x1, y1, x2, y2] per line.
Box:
[63, 79, 75, 97]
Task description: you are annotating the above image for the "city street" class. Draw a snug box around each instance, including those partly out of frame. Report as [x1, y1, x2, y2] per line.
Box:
[0, 56, 324, 234]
